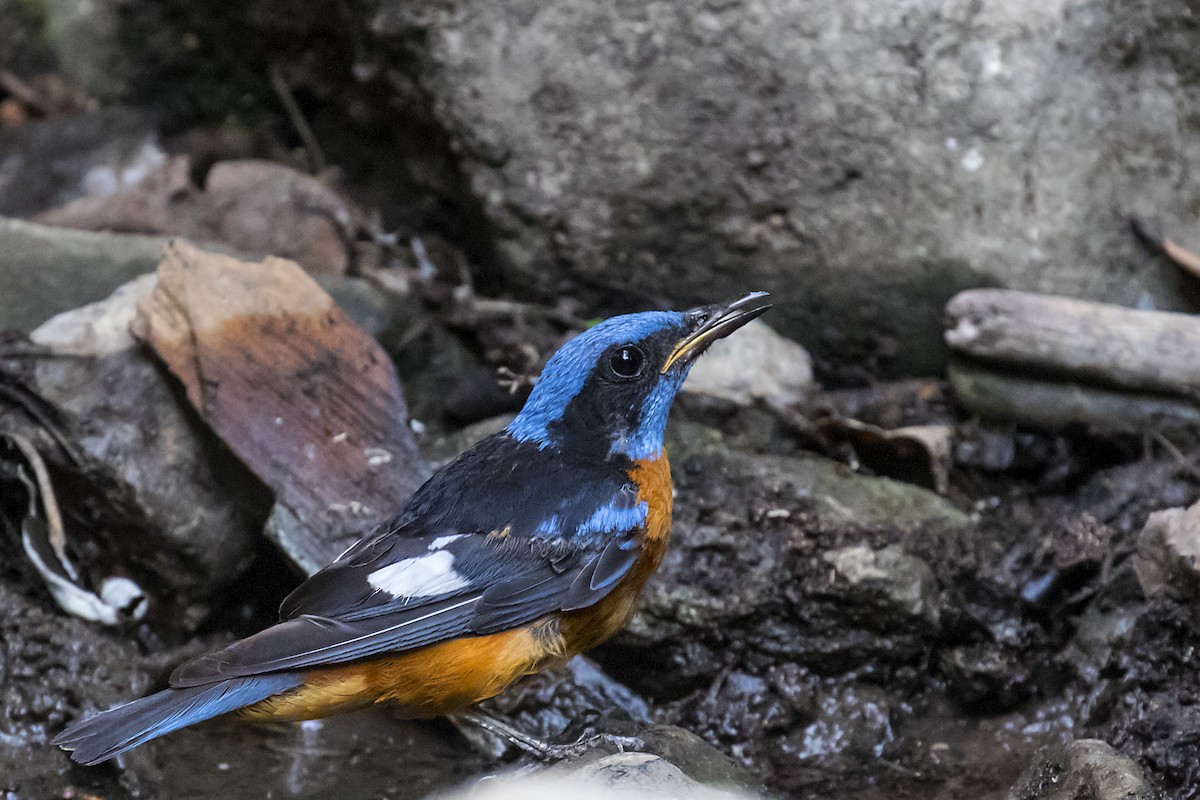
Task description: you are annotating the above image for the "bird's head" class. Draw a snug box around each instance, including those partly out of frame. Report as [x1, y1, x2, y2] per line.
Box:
[507, 292, 772, 461]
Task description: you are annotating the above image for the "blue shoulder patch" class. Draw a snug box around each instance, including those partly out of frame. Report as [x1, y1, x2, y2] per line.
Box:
[508, 310, 684, 446]
[578, 497, 649, 537]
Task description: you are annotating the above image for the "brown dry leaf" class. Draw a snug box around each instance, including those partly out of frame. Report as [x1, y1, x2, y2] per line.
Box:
[131, 239, 428, 573]
[817, 416, 952, 494]
[36, 158, 359, 277]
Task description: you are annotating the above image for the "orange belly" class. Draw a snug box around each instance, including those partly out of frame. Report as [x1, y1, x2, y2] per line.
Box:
[239, 622, 562, 721]
[240, 454, 673, 722]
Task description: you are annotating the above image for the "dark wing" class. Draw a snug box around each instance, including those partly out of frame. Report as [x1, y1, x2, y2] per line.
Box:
[171, 434, 647, 688]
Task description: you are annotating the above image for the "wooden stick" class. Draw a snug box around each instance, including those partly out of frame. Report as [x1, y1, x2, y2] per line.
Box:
[948, 361, 1200, 432]
[945, 289, 1200, 399]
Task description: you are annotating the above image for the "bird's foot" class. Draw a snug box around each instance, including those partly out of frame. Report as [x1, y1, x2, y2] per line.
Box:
[535, 731, 645, 760]
[454, 709, 643, 760]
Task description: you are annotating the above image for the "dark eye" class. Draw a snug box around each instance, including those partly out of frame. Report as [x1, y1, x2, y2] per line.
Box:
[608, 345, 645, 379]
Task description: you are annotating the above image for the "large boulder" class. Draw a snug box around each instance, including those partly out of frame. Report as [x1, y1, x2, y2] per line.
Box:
[371, 0, 1200, 377]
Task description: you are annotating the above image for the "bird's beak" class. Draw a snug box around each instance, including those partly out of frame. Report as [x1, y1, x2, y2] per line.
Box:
[661, 291, 773, 373]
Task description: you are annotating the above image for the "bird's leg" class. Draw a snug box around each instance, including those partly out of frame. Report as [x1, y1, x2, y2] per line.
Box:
[455, 708, 552, 756]
[454, 709, 644, 760]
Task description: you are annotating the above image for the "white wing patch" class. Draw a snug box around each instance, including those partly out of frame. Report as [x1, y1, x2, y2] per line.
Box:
[367, 550, 471, 599]
[429, 534, 465, 550]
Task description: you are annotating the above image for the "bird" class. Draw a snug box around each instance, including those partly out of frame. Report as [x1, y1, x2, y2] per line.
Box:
[54, 291, 772, 765]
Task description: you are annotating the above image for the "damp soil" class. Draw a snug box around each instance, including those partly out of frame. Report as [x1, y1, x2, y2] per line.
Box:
[4, 389, 1199, 799]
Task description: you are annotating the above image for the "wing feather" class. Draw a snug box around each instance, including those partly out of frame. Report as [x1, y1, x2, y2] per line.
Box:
[172, 433, 649, 688]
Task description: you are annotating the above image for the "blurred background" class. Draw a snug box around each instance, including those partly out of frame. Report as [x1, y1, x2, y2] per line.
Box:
[1, 2, 1198, 800]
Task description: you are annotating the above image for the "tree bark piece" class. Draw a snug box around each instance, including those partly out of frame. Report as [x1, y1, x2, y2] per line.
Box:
[945, 289, 1200, 399]
[132, 239, 428, 574]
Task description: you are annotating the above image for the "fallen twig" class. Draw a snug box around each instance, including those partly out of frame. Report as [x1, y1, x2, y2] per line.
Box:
[5, 432, 67, 561]
[948, 361, 1200, 432]
[269, 64, 327, 174]
[1149, 431, 1200, 484]
[467, 297, 590, 330]
[0, 69, 53, 115]
[946, 289, 1200, 401]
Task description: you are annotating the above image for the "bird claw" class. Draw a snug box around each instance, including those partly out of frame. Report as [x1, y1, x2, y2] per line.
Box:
[536, 731, 645, 760]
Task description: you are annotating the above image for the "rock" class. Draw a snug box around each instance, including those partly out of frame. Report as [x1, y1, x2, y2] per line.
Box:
[1133, 501, 1200, 600]
[547, 752, 748, 799]
[683, 320, 813, 409]
[588, 421, 969, 786]
[822, 544, 941, 627]
[0, 563, 484, 799]
[780, 683, 894, 767]
[939, 643, 1034, 711]
[421, 413, 515, 468]
[0, 108, 160, 218]
[0, 577, 151, 799]
[1007, 740, 1154, 800]
[28, 274, 270, 617]
[373, 0, 1200, 377]
[460, 754, 755, 800]
[0, 217, 165, 332]
[321, 277, 398, 339]
[465, 655, 652, 757]
[465, 727, 759, 800]
[37, 158, 363, 277]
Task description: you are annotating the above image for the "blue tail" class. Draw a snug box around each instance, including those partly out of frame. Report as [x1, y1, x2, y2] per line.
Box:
[52, 673, 302, 765]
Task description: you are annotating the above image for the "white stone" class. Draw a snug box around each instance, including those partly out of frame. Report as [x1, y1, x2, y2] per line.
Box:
[683, 319, 814, 409]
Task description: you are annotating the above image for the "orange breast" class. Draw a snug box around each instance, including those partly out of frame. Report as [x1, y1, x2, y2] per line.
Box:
[558, 453, 673, 653]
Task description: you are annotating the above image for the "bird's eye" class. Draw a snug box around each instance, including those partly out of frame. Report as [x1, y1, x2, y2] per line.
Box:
[607, 345, 645, 380]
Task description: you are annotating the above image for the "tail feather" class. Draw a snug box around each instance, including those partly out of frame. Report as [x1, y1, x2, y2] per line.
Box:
[53, 673, 302, 765]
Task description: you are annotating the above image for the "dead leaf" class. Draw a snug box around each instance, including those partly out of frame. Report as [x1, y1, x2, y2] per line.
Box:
[816, 416, 952, 494]
[131, 240, 428, 573]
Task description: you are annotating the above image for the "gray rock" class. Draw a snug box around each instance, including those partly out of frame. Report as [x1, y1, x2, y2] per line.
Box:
[421, 413, 515, 468]
[549, 752, 749, 800]
[465, 731, 759, 800]
[0, 576, 151, 798]
[374, 0, 1200, 376]
[593, 421, 969, 785]
[683, 319, 814, 409]
[458, 756, 752, 800]
[0, 109, 161, 217]
[0, 217, 166, 332]
[29, 275, 269, 616]
[1007, 740, 1154, 800]
[1134, 501, 1200, 600]
[475, 655, 652, 754]
[0, 570, 485, 799]
[784, 683, 894, 767]
[822, 543, 941, 626]
[619, 421, 966, 679]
